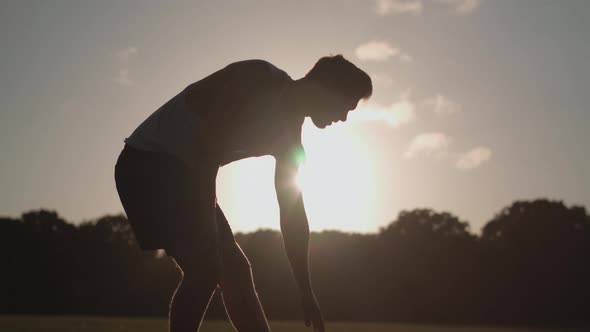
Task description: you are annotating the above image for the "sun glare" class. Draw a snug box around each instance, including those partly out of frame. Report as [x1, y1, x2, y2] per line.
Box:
[298, 118, 377, 232]
[217, 118, 379, 233]
[295, 166, 306, 190]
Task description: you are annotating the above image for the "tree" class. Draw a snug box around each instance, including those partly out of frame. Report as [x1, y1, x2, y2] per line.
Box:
[481, 199, 590, 325]
[374, 209, 479, 323]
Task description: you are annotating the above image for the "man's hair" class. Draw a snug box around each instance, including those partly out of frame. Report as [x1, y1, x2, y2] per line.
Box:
[305, 54, 373, 101]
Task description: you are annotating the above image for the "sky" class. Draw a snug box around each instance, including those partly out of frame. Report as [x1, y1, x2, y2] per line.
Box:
[1, 0, 589, 233]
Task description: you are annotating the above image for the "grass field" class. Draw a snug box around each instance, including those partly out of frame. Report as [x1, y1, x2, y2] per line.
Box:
[0, 316, 580, 332]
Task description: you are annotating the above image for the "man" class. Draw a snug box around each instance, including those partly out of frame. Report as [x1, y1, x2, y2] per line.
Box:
[114, 55, 372, 332]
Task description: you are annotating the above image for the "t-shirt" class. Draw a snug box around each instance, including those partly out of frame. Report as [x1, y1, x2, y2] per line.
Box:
[124, 60, 294, 168]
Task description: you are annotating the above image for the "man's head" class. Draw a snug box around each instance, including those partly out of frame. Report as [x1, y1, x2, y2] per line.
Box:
[294, 55, 372, 128]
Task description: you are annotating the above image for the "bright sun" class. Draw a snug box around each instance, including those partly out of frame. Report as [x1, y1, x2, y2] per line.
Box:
[217, 118, 378, 233]
[295, 118, 377, 232]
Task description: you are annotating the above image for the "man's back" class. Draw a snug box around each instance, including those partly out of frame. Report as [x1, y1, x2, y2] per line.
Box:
[125, 60, 294, 167]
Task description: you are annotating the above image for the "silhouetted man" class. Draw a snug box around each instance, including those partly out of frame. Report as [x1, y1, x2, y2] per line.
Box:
[114, 55, 372, 332]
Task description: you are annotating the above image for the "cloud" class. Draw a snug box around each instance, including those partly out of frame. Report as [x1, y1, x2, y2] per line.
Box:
[114, 46, 138, 61]
[456, 146, 492, 170]
[112, 46, 137, 86]
[355, 40, 412, 62]
[374, 0, 423, 16]
[350, 99, 417, 127]
[375, 0, 481, 16]
[404, 132, 451, 159]
[423, 94, 460, 116]
[114, 68, 133, 86]
[433, 0, 481, 14]
[399, 53, 413, 63]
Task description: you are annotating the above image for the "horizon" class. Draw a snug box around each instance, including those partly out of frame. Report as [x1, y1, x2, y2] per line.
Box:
[5, 197, 586, 236]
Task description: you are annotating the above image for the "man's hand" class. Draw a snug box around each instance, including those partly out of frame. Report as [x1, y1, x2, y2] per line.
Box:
[301, 293, 325, 332]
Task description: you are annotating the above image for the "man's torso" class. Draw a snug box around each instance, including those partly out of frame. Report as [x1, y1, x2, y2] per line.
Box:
[125, 60, 298, 168]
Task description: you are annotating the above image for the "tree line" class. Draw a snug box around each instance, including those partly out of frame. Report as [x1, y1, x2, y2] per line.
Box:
[1, 198, 589, 326]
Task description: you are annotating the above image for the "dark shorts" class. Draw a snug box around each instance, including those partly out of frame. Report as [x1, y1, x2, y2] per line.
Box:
[114, 144, 234, 255]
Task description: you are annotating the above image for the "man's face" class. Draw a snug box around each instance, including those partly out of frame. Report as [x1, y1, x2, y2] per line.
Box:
[308, 85, 359, 129]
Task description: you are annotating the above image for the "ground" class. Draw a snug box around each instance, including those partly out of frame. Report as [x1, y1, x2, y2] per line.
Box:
[1, 316, 580, 332]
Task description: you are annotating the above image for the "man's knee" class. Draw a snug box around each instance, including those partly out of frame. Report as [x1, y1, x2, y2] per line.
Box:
[220, 244, 253, 287]
[174, 265, 220, 300]
[181, 270, 219, 293]
[171, 249, 222, 287]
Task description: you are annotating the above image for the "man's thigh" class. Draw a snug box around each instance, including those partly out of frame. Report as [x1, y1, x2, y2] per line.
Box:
[165, 164, 220, 268]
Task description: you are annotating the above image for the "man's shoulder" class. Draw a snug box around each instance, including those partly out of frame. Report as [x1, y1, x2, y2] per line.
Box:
[228, 59, 291, 82]
[229, 59, 275, 71]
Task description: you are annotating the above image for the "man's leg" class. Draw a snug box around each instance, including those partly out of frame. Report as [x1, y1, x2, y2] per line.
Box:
[168, 249, 219, 332]
[167, 164, 221, 332]
[217, 206, 272, 332]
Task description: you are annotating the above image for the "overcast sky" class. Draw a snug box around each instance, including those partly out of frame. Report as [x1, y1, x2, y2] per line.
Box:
[1, 0, 589, 233]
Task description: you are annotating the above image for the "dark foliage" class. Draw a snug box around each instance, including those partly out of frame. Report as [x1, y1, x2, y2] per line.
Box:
[1, 198, 588, 326]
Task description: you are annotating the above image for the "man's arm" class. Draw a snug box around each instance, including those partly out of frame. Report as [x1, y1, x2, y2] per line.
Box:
[274, 144, 325, 332]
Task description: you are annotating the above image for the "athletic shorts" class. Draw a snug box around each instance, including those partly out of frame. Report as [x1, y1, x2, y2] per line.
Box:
[114, 144, 234, 255]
